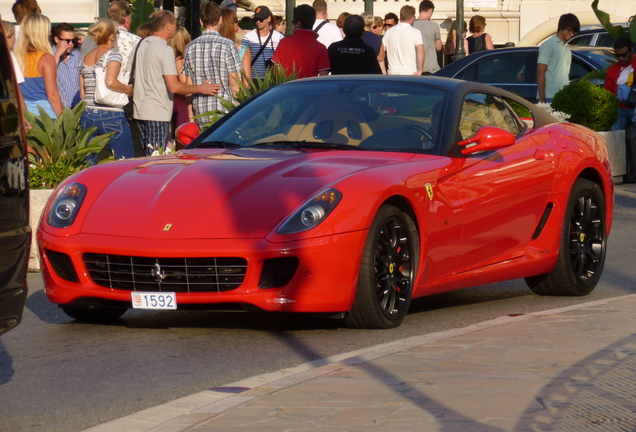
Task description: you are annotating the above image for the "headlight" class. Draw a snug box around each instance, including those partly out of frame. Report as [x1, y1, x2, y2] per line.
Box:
[278, 189, 342, 234]
[48, 183, 87, 228]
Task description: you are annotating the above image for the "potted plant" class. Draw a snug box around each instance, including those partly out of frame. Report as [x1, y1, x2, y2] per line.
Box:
[551, 78, 625, 179]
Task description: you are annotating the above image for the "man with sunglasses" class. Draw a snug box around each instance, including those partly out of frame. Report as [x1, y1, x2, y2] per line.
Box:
[604, 36, 636, 182]
[52, 22, 80, 108]
[241, 6, 284, 79]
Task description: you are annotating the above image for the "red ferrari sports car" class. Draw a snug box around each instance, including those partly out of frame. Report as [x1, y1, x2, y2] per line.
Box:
[38, 76, 613, 329]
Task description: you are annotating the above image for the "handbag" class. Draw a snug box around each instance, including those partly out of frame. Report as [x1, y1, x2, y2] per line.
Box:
[94, 50, 129, 108]
[627, 74, 636, 107]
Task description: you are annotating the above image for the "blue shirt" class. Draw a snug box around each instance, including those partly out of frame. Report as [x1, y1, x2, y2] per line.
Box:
[55, 47, 81, 108]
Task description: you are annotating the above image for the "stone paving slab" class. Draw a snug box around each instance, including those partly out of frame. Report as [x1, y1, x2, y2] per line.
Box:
[83, 295, 636, 432]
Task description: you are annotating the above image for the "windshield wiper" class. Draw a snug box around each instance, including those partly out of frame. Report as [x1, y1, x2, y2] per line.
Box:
[195, 141, 242, 149]
[252, 141, 364, 150]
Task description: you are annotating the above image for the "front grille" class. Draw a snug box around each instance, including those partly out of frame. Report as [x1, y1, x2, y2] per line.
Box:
[83, 254, 247, 293]
[46, 250, 79, 282]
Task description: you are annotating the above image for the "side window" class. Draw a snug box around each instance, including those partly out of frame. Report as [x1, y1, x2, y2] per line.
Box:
[458, 93, 521, 141]
[569, 58, 590, 81]
[596, 33, 615, 47]
[471, 53, 531, 84]
[568, 34, 594, 46]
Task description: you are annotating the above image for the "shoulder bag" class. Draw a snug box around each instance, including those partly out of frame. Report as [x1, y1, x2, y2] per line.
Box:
[94, 50, 129, 108]
[627, 69, 636, 107]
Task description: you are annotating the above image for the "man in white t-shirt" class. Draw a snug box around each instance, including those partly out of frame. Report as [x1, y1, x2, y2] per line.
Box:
[382, 5, 424, 75]
[312, 0, 342, 48]
[134, 11, 220, 155]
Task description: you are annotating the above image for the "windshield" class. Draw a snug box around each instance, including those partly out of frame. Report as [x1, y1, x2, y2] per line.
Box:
[196, 80, 448, 154]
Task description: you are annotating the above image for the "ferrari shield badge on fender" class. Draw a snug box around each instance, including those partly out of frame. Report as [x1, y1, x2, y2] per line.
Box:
[425, 183, 434, 201]
[163, 224, 173, 232]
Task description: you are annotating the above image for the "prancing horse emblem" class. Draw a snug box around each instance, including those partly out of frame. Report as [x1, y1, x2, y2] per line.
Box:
[151, 263, 166, 283]
[425, 183, 434, 201]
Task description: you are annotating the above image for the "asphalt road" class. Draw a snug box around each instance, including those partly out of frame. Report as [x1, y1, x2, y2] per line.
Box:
[1, 182, 635, 432]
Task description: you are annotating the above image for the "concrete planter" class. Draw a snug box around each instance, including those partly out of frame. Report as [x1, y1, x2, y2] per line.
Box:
[598, 130, 626, 181]
[29, 189, 53, 271]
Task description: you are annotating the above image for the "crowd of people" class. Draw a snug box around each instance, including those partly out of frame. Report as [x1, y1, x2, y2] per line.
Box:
[5, 0, 577, 160]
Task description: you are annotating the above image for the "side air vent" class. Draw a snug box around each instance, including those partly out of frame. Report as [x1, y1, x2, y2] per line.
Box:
[46, 250, 79, 282]
[532, 203, 554, 240]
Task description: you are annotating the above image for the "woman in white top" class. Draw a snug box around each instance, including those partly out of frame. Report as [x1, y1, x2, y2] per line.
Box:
[80, 19, 134, 160]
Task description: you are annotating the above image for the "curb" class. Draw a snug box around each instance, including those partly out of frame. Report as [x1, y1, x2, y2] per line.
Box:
[82, 294, 634, 432]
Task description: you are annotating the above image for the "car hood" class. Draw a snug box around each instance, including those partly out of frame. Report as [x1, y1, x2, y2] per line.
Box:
[78, 149, 416, 239]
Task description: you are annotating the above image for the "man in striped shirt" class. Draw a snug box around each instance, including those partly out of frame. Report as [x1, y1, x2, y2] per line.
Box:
[241, 6, 284, 79]
[52, 22, 80, 108]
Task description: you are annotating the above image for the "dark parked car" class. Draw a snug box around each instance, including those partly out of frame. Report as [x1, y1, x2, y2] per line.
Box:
[433, 46, 616, 102]
[567, 24, 628, 47]
[0, 18, 30, 335]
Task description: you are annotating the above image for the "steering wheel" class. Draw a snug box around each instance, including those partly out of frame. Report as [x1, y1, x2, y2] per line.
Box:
[401, 125, 435, 149]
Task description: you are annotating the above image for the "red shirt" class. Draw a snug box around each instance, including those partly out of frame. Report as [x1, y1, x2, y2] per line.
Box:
[604, 57, 636, 109]
[272, 29, 330, 79]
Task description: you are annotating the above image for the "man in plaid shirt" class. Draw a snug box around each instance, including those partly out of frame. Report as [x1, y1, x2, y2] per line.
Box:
[183, 1, 242, 125]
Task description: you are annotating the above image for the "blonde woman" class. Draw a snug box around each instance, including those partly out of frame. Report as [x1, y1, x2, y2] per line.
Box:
[219, 7, 251, 82]
[168, 25, 193, 145]
[13, 13, 63, 118]
[372, 17, 383, 36]
[80, 19, 134, 159]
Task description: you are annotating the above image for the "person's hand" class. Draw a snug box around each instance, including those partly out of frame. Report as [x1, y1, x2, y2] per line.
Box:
[54, 41, 69, 62]
[199, 78, 221, 96]
[126, 85, 133, 98]
[413, 70, 423, 76]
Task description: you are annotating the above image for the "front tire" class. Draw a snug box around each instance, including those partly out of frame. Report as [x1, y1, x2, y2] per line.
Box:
[526, 178, 607, 296]
[344, 205, 419, 329]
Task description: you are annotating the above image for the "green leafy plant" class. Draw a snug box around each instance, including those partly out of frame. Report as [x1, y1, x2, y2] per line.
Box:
[592, 0, 636, 42]
[197, 65, 298, 128]
[551, 79, 618, 131]
[25, 102, 113, 189]
[130, 0, 155, 34]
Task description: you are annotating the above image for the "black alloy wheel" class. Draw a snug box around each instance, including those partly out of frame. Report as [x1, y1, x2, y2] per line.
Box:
[526, 178, 607, 296]
[345, 205, 419, 329]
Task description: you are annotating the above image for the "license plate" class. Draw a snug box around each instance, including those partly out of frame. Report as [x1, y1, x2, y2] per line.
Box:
[131, 292, 177, 310]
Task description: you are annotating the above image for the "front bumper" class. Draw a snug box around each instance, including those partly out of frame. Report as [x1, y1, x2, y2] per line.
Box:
[38, 230, 368, 313]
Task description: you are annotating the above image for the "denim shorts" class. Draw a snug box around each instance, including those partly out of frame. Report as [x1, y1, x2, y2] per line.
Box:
[81, 108, 134, 160]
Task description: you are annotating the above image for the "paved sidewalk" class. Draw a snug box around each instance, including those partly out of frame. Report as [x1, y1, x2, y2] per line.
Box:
[84, 295, 636, 432]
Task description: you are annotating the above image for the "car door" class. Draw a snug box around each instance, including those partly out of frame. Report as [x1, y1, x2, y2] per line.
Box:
[0, 23, 30, 335]
[454, 51, 538, 101]
[449, 92, 556, 274]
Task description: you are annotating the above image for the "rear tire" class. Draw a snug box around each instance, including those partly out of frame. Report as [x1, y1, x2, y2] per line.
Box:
[344, 205, 419, 329]
[60, 305, 127, 322]
[526, 178, 607, 296]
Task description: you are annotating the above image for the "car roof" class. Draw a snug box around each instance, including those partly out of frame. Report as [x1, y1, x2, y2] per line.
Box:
[433, 45, 614, 77]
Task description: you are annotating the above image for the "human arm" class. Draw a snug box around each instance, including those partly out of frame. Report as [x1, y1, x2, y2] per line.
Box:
[38, 53, 64, 115]
[241, 47, 252, 85]
[537, 62, 547, 103]
[414, 44, 424, 75]
[105, 60, 133, 97]
[485, 34, 494, 50]
[175, 57, 187, 84]
[377, 44, 386, 74]
[53, 42, 70, 64]
[165, 74, 221, 96]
